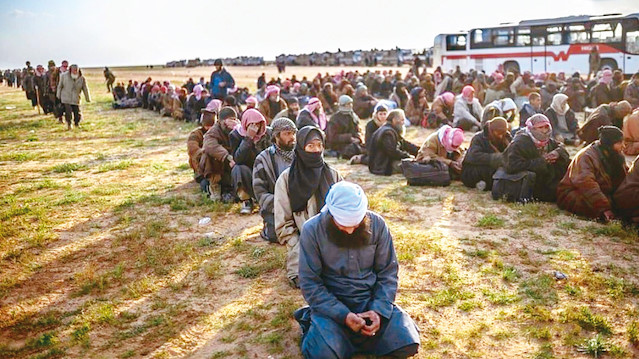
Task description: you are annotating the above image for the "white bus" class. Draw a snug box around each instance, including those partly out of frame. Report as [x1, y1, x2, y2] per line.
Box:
[432, 13, 639, 76]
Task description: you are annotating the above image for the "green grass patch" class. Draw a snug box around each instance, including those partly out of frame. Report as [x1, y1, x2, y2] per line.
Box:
[475, 214, 505, 229]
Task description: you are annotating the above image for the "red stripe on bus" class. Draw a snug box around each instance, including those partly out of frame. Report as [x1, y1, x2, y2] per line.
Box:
[443, 44, 620, 61]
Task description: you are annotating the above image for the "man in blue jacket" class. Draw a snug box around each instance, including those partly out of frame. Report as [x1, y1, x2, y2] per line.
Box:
[210, 59, 235, 100]
[295, 181, 420, 358]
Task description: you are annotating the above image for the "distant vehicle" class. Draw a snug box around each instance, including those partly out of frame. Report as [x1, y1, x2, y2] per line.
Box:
[432, 13, 639, 75]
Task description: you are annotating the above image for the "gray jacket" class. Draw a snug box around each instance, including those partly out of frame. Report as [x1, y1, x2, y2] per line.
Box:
[57, 72, 90, 105]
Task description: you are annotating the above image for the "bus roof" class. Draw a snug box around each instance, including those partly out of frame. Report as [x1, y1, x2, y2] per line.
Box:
[519, 13, 638, 27]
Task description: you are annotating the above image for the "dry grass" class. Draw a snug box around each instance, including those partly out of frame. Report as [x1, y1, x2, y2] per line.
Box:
[1, 66, 639, 359]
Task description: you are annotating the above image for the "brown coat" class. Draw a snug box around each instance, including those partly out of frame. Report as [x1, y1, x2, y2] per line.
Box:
[199, 122, 232, 179]
[557, 143, 626, 219]
[613, 156, 639, 219]
[430, 97, 453, 123]
[578, 104, 618, 144]
[623, 110, 639, 156]
[187, 127, 206, 174]
[416, 131, 463, 165]
[405, 99, 429, 126]
[258, 98, 287, 124]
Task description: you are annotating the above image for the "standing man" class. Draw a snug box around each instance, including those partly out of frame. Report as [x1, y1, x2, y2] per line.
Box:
[104, 67, 115, 93]
[252, 118, 297, 242]
[295, 181, 421, 359]
[588, 46, 601, 81]
[56, 64, 90, 130]
[209, 59, 235, 100]
[45, 61, 62, 122]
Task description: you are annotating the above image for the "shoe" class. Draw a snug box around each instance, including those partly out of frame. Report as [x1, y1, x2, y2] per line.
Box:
[240, 200, 253, 215]
[221, 192, 235, 204]
[208, 183, 221, 201]
[288, 277, 300, 289]
[66, 123, 71, 130]
[348, 154, 363, 165]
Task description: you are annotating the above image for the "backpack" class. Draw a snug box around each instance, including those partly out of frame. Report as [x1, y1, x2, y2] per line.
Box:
[491, 168, 536, 202]
[401, 159, 451, 187]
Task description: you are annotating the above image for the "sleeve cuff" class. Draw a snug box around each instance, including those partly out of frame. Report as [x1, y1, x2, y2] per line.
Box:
[370, 300, 393, 320]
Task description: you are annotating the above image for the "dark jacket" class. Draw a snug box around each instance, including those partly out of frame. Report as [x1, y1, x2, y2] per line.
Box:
[326, 111, 362, 153]
[368, 124, 419, 176]
[461, 127, 511, 189]
[296, 109, 319, 130]
[519, 103, 542, 126]
[545, 107, 578, 138]
[229, 128, 273, 169]
[503, 131, 570, 202]
[614, 157, 639, 219]
[200, 121, 232, 178]
[590, 83, 611, 107]
[365, 120, 382, 150]
[578, 104, 619, 144]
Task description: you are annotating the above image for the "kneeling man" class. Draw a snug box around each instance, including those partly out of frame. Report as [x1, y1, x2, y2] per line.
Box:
[296, 181, 420, 359]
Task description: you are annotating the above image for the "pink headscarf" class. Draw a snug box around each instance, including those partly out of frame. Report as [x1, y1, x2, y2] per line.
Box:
[461, 85, 475, 103]
[438, 125, 464, 153]
[492, 72, 504, 84]
[193, 84, 203, 101]
[245, 96, 258, 108]
[439, 92, 455, 107]
[266, 85, 280, 98]
[205, 99, 223, 113]
[600, 69, 613, 85]
[525, 114, 552, 148]
[303, 97, 327, 130]
[238, 109, 267, 142]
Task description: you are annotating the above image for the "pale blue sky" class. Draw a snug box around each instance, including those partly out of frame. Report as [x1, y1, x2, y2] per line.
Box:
[0, 0, 636, 68]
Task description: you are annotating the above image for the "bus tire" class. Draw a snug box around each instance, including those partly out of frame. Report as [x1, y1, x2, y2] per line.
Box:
[600, 59, 618, 71]
[504, 61, 520, 74]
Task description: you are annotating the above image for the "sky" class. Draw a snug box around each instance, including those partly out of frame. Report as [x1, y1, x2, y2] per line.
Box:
[0, 0, 637, 68]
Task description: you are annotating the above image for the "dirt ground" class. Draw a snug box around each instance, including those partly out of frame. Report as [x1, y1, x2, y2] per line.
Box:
[1, 65, 639, 359]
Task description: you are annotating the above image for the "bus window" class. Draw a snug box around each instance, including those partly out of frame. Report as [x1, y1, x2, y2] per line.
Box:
[547, 26, 563, 45]
[567, 24, 590, 44]
[592, 22, 623, 43]
[493, 28, 514, 46]
[446, 35, 467, 51]
[516, 27, 531, 46]
[627, 30, 639, 54]
[471, 29, 492, 48]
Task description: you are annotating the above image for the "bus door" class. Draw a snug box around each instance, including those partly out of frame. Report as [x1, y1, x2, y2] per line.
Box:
[623, 19, 639, 75]
[531, 27, 546, 74]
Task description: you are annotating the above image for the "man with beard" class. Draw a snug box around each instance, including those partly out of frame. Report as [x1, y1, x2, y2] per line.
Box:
[200, 107, 241, 202]
[368, 109, 419, 176]
[462, 117, 512, 190]
[209, 59, 235, 100]
[557, 126, 627, 221]
[252, 118, 297, 242]
[229, 109, 271, 215]
[578, 101, 632, 145]
[56, 64, 90, 130]
[294, 181, 420, 359]
[274, 97, 300, 121]
[327, 95, 364, 160]
[187, 108, 216, 194]
[502, 114, 570, 202]
[274, 126, 341, 288]
[258, 85, 287, 124]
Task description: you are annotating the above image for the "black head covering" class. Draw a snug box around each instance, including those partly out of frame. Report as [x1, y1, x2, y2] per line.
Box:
[288, 126, 334, 213]
[597, 125, 626, 189]
[598, 125, 623, 147]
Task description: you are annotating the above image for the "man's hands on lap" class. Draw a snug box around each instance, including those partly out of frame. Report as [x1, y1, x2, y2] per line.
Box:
[345, 311, 381, 336]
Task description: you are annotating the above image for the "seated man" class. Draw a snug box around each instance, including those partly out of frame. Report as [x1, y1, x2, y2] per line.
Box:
[545, 93, 579, 145]
[578, 100, 632, 144]
[229, 109, 271, 214]
[453, 86, 483, 131]
[416, 124, 465, 177]
[187, 108, 216, 193]
[502, 114, 570, 202]
[516, 92, 543, 133]
[481, 98, 517, 128]
[623, 109, 639, 156]
[426, 92, 454, 129]
[353, 85, 377, 119]
[590, 69, 613, 107]
[623, 72, 639, 109]
[557, 126, 627, 221]
[296, 181, 421, 359]
[258, 85, 287, 124]
[274, 97, 300, 121]
[326, 95, 364, 159]
[253, 118, 297, 242]
[368, 109, 419, 176]
[274, 126, 341, 287]
[296, 97, 327, 131]
[112, 82, 126, 101]
[461, 117, 511, 190]
[200, 107, 241, 202]
[613, 155, 639, 224]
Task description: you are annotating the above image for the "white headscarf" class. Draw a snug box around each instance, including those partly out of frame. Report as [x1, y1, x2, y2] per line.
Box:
[321, 181, 368, 227]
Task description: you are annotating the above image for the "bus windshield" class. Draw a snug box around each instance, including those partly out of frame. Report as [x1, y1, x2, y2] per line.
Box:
[625, 19, 639, 54]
